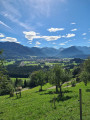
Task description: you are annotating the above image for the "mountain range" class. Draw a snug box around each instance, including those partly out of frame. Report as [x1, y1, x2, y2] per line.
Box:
[0, 42, 90, 59]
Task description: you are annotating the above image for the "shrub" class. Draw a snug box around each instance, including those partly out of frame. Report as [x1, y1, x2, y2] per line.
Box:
[10, 91, 14, 97]
[0, 83, 14, 96]
[71, 80, 76, 87]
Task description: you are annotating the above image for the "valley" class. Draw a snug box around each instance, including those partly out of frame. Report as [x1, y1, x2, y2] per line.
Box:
[0, 0, 90, 119]
[0, 42, 90, 120]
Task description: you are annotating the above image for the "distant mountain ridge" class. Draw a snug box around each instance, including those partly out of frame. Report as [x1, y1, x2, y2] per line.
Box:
[57, 46, 85, 58]
[0, 42, 90, 59]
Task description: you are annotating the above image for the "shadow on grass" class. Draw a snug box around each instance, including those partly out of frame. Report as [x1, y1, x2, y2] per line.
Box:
[56, 95, 72, 102]
[40, 90, 72, 95]
[12, 97, 22, 100]
[63, 90, 72, 93]
[0, 112, 3, 115]
[35, 89, 46, 93]
[50, 95, 72, 103]
[86, 89, 90, 92]
[6, 95, 22, 100]
[6, 96, 16, 99]
[40, 91, 55, 95]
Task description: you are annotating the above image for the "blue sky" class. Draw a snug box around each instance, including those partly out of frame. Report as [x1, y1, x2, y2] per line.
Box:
[0, 0, 90, 48]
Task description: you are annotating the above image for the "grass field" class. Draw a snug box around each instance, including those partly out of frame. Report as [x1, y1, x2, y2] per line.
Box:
[4, 61, 15, 66]
[0, 82, 90, 120]
[10, 78, 29, 81]
[26, 64, 39, 66]
[45, 62, 61, 66]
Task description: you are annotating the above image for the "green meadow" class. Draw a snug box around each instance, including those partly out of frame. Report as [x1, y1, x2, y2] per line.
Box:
[0, 82, 90, 120]
[10, 78, 29, 81]
[4, 61, 15, 66]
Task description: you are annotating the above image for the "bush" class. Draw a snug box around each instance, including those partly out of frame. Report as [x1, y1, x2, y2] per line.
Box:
[71, 80, 76, 87]
[76, 77, 80, 83]
[29, 79, 36, 88]
[10, 91, 14, 97]
[15, 78, 23, 87]
[0, 83, 14, 96]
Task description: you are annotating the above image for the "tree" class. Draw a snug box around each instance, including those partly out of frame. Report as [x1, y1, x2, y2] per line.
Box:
[15, 78, 23, 87]
[44, 70, 50, 83]
[80, 58, 90, 85]
[29, 70, 45, 91]
[49, 65, 71, 96]
[72, 66, 81, 78]
[36, 70, 45, 91]
[83, 58, 90, 72]
[23, 80, 27, 88]
[0, 51, 14, 95]
[29, 71, 38, 88]
[80, 71, 89, 86]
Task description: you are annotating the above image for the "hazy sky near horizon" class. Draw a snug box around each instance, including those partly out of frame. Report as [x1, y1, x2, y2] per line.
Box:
[0, 0, 90, 48]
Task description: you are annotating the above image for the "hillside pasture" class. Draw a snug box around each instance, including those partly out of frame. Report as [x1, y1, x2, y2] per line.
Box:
[0, 82, 90, 120]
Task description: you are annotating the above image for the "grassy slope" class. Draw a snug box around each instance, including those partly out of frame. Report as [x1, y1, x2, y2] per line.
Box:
[0, 82, 90, 120]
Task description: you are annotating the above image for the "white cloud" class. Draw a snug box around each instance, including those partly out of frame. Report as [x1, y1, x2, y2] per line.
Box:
[0, 1, 28, 30]
[71, 29, 77, 31]
[36, 41, 41, 45]
[66, 33, 75, 38]
[29, 43, 32, 44]
[42, 36, 61, 41]
[52, 42, 56, 44]
[48, 28, 64, 32]
[23, 31, 40, 41]
[82, 33, 87, 35]
[0, 0, 68, 32]
[27, 41, 32, 44]
[0, 33, 5, 37]
[0, 21, 12, 30]
[23, 31, 38, 36]
[23, 31, 61, 41]
[53, 46, 58, 48]
[64, 40, 72, 43]
[61, 34, 75, 38]
[64, 41, 68, 43]
[71, 22, 76, 25]
[0, 37, 19, 43]
[26, 0, 67, 17]
[34, 45, 40, 47]
[1, 0, 67, 19]
[22, 0, 53, 17]
[1, 0, 21, 17]
[62, 35, 66, 38]
[59, 40, 71, 46]
[59, 43, 65, 45]
[2, 13, 30, 30]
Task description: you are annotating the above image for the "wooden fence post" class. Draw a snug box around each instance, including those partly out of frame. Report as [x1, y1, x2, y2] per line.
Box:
[79, 89, 82, 120]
